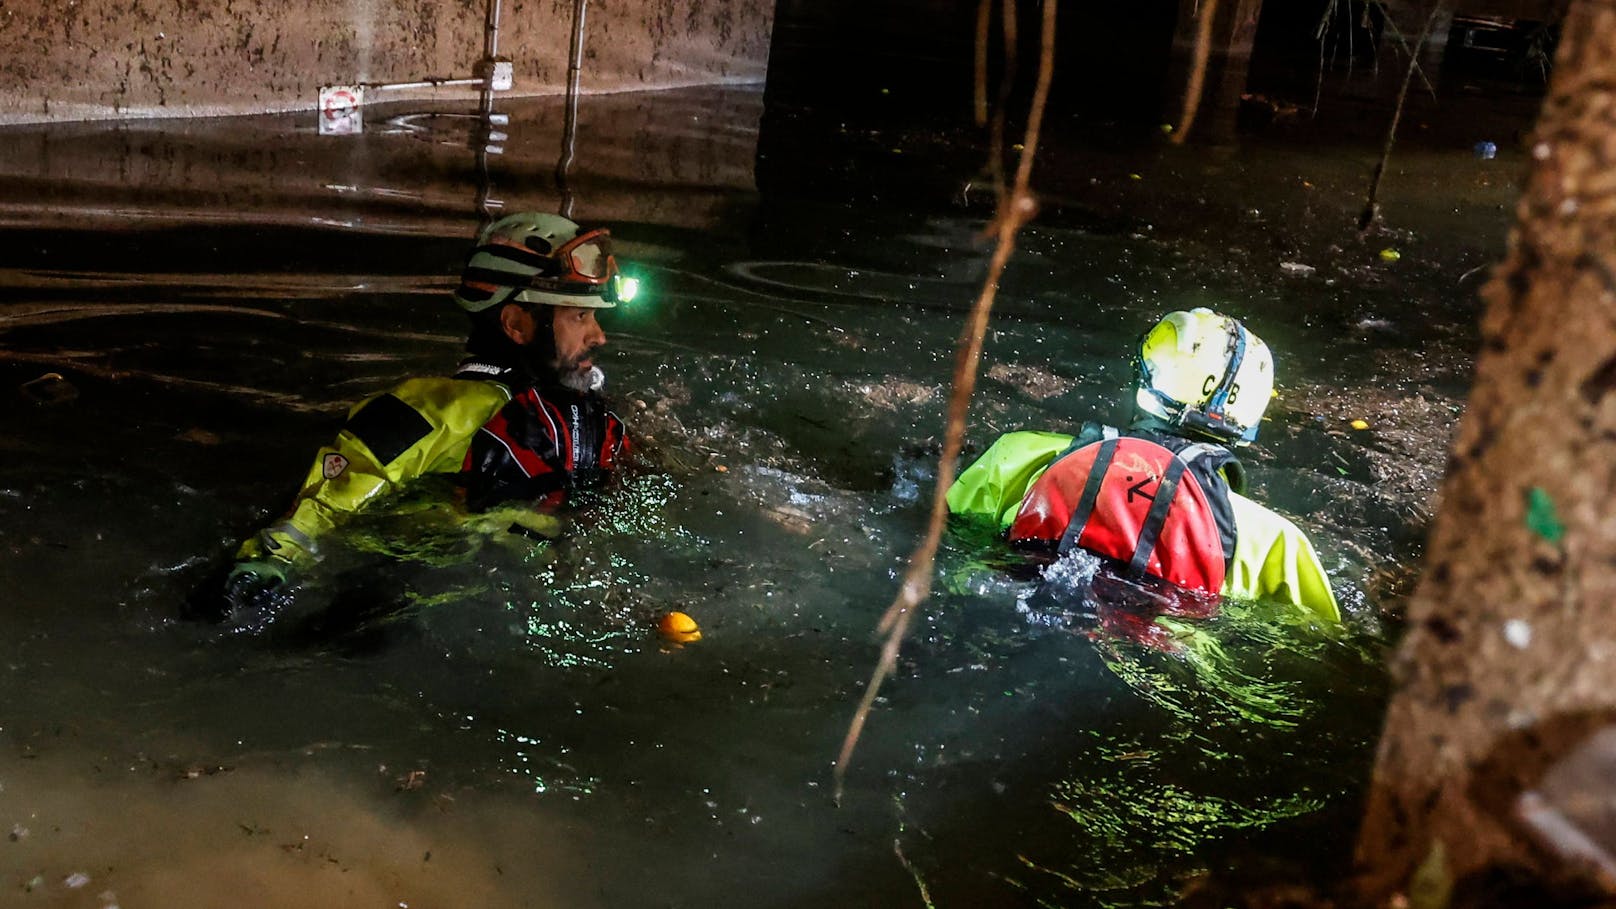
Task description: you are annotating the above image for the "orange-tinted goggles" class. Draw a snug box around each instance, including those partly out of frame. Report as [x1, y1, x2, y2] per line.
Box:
[553, 229, 618, 284]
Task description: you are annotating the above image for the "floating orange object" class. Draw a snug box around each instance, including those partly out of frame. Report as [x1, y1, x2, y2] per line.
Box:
[658, 611, 702, 644]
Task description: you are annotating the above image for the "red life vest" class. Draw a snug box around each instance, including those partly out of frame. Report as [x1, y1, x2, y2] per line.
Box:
[1008, 428, 1238, 594]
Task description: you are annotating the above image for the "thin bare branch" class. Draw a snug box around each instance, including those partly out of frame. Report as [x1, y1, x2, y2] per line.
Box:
[1172, 0, 1220, 144]
[974, 0, 991, 127]
[1359, 2, 1444, 231]
[833, 0, 1058, 805]
[1347, 0, 1356, 81]
[1312, 0, 1335, 117]
[1378, 1, 1439, 99]
[987, 0, 1019, 198]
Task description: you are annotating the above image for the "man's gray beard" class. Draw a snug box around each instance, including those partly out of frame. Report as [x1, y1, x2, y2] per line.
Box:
[559, 365, 605, 394]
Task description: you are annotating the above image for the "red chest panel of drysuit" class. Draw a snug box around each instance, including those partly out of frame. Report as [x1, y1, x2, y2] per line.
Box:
[1008, 438, 1228, 593]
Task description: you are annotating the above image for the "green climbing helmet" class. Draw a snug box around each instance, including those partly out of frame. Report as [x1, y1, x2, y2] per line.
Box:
[453, 212, 638, 312]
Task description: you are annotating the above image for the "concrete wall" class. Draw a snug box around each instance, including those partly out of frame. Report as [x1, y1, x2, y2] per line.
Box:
[0, 0, 773, 124]
[0, 87, 764, 235]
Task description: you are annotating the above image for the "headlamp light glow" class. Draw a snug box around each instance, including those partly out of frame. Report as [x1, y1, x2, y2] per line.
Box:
[612, 274, 640, 304]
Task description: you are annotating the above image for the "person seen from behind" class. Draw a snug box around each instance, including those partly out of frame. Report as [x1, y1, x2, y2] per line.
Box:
[946, 308, 1340, 627]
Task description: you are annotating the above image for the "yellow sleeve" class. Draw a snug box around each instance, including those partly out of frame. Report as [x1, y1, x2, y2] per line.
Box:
[946, 431, 1076, 528]
[237, 377, 510, 565]
[1222, 491, 1341, 623]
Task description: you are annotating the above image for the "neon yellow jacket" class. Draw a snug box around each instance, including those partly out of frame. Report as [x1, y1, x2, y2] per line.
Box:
[946, 430, 1340, 623]
[236, 376, 512, 565]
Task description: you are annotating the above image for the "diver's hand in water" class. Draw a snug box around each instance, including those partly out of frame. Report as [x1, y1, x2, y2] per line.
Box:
[223, 557, 293, 632]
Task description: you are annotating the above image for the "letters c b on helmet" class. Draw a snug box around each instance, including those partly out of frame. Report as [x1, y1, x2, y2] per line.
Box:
[1135, 308, 1274, 444]
[453, 212, 638, 313]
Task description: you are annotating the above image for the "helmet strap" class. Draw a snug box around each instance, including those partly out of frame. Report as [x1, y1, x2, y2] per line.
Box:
[1202, 320, 1247, 421]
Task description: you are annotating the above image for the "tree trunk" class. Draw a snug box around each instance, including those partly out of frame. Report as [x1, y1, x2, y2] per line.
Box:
[1355, 2, 1616, 903]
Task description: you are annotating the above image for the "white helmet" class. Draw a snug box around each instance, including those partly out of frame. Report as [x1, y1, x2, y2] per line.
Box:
[1135, 308, 1274, 444]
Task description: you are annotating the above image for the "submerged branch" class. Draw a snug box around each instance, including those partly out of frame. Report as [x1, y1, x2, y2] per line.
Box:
[895, 838, 938, 909]
[832, 0, 1058, 805]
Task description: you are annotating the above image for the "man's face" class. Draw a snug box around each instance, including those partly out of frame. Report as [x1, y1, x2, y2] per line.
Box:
[550, 306, 606, 383]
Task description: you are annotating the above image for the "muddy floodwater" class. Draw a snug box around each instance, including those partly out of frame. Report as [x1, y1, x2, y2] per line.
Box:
[0, 85, 1518, 906]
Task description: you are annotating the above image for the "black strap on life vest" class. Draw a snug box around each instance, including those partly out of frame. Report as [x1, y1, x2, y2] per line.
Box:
[1127, 453, 1189, 577]
[1058, 436, 1118, 555]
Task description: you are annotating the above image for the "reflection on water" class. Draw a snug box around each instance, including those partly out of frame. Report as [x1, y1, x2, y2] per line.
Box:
[0, 85, 1508, 904]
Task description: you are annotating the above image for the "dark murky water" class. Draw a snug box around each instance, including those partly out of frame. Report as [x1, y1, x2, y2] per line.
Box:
[0, 85, 1519, 905]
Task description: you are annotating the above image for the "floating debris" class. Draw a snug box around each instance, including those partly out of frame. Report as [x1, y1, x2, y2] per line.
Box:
[176, 427, 223, 446]
[986, 363, 1073, 400]
[19, 372, 77, 406]
[658, 611, 702, 644]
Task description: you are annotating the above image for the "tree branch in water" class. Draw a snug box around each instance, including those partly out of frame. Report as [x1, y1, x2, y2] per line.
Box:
[833, 0, 1059, 806]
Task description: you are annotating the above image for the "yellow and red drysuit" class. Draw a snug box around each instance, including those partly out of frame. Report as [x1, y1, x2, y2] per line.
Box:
[236, 358, 628, 568]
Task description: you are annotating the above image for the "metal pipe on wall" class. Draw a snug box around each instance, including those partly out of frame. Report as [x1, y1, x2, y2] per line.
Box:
[372, 0, 504, 95]
[556, 0, 590, 219]
[473, 0, 507, 228]
[484, 0, 503, 62]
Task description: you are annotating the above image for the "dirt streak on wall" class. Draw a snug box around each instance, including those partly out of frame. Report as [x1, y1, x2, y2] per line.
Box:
[0, 0, 772, 124]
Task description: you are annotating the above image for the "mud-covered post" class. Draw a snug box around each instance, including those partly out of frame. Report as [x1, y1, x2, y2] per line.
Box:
[1354, 1, 1616, 900]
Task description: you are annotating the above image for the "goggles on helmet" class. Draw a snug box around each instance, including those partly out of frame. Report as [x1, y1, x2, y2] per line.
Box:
[457, 227, 636, 310]
[553, 229, 615, 283]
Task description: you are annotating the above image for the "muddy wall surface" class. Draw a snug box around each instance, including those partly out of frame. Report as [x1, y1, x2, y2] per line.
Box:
[0, 0, 772, 124]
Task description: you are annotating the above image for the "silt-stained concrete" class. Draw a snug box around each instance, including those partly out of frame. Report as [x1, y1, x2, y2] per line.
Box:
[0, 0, 772, 123]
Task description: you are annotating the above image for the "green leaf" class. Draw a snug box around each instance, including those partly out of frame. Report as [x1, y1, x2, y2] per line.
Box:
[1525, 486, 1565, 544]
